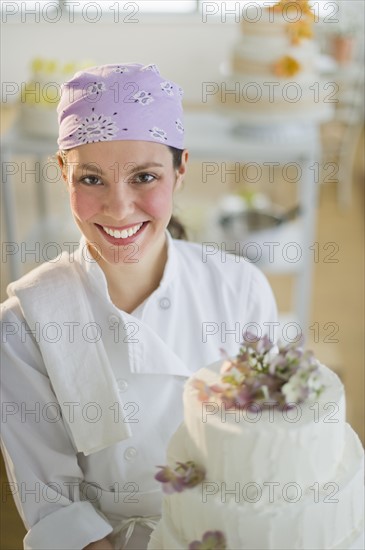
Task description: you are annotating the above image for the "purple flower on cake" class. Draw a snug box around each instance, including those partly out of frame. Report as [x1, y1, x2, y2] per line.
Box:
[282, 363, 324, 403]
[192, 379, 213, 401]
[189, 531, 227, 550]
[194, 332, 325, 410]
[155, 461, 205, 494]
[242, 332, 273, 356]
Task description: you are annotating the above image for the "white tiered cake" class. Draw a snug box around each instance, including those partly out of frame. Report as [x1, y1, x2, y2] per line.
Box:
[221, 0, 333, 124]
[149, 337, 364, 550]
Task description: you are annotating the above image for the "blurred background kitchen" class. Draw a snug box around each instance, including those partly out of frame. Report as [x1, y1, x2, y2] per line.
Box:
[1, 1, 364, 547]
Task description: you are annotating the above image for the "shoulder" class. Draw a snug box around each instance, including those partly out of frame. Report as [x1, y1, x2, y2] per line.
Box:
[6, 251, 77, 299]
[2, 252, 80, 332]
[1, 295, 24, 324]
[1, 293, 47, 375]
[172, 238, 269, 292]
[172, 238, 278, 325]
[1, 255, 79, 373]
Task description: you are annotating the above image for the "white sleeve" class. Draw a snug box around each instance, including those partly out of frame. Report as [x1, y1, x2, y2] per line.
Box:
[0, 298, 113, 550]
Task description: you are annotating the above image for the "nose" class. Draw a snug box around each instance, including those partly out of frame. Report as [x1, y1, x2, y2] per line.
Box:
[102, 181, 135, 220]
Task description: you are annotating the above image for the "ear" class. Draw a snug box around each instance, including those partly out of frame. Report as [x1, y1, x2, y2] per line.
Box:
[174, 149, 189, 191]
[57, 153, 68, 184]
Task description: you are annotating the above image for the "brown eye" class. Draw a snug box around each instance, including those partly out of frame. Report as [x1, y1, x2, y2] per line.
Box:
[81, 175, 103, 186]
[134, 173, 156, 184]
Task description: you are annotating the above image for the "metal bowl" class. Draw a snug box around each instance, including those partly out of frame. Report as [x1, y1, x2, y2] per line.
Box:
[219, 205, 301, 239]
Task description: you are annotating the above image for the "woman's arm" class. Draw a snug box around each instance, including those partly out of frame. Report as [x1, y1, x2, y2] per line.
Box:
[1, 299, 113, 549]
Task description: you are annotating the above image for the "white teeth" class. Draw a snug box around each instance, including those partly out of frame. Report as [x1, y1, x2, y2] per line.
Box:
[102, 223, 143, 239]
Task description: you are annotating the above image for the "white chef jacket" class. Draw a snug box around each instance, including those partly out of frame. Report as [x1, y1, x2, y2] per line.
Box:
[1, 230, 277, 550]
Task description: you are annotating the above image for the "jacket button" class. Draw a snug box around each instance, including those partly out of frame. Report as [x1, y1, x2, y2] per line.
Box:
[117, 378, 128, 392]
[124, 447, 138, 462]
[109, 314, 120, 326]
[159, 297, 171, 310]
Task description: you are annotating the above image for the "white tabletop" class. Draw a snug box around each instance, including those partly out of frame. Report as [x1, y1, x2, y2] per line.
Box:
[183, 111, 320, 163]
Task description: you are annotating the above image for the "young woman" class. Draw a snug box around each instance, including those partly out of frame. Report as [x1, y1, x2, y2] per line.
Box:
[1, 63, 277, 550]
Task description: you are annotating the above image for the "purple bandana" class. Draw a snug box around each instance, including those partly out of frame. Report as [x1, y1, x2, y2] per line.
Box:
[57, 63, 184, 150]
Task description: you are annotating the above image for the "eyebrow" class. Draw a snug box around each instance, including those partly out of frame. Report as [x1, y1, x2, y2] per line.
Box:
[75, 162, 164, 175]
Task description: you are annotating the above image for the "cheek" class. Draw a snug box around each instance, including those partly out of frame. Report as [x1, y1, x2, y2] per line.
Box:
[69, 188, 101, 221]
[145, 185, 174, 219]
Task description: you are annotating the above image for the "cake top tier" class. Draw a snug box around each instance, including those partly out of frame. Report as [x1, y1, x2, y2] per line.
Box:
[242, 0, 316, 46]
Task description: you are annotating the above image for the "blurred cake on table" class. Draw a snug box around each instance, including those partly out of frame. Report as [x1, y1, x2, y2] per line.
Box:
[20, 58, 91, 138]
[221, 0, 334, 124]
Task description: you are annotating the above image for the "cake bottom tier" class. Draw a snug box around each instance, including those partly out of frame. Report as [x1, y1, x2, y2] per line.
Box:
[215, 76, 334, 124]
[148, 424, 364, 550]
[148, 515, 364, 550]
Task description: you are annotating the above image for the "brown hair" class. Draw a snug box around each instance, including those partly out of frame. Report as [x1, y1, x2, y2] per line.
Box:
[167, 146, 188, 241]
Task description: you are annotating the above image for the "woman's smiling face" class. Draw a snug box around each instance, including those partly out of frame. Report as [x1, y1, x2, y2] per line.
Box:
[61, 140, 187, 266]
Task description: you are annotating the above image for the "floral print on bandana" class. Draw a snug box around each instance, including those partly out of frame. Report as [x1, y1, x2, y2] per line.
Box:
[143, 64, 160, 74]
[71, 108, 123, 144]
[175, 119, 184, 133]
[133, 90, 154, 105]
[149, 127, 167, 142]
[85, 82, 106, 96]
[161, 81, 174, 96]
[114, 66, 129, 73]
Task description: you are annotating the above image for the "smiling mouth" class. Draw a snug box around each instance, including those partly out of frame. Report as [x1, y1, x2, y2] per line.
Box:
[97, 222, 146, 239]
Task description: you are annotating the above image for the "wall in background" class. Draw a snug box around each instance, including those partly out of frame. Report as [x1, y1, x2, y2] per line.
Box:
[2, 16, 238, 103]
[2, 0, 364, 104]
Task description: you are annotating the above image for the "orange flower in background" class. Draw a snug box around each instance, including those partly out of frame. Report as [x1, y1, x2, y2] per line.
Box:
[271, 0, 315, 20]
[272, 56, 302, 77]
[271, 0, 300, 12]
[287, 19, 314, 45]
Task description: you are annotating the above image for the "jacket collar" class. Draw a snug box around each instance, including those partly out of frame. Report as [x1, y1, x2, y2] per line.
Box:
[73, 229, 178, 305]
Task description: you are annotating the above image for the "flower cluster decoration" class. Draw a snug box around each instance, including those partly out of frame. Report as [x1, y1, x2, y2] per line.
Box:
[189, 531, 227, 550]
[273, 55, 302, 77]
[193, 332, 325, 410]
[287, 19, 314, 45]
[270, 0, 315, 45]
[271, 0, 315, 19]
[155, 461, 206, 494]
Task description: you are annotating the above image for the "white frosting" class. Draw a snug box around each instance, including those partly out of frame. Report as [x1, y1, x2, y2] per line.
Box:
[216, 76, 335, 122]
[174, 362, 346, 488]
[149, 424, 364, 550]
[233, 38, 317, 68]
[21, 103, 59, 138]
[241, 4, 313, 30]
[218, 74, 325, 105]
